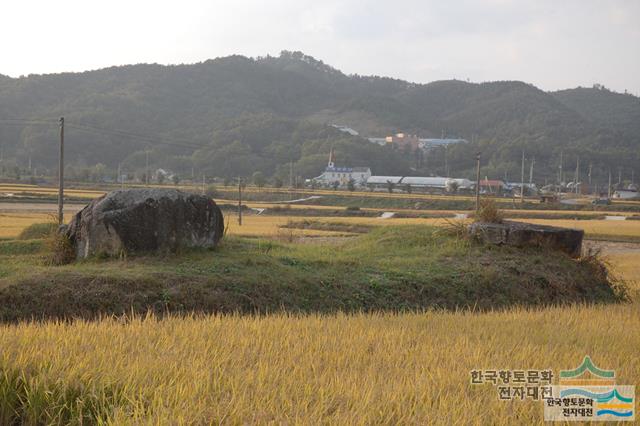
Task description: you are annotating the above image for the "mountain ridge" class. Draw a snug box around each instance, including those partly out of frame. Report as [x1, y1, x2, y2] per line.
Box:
[0, 51, 638, 182]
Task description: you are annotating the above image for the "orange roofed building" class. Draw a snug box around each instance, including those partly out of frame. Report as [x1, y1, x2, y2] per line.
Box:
[386, 133, 420, 151]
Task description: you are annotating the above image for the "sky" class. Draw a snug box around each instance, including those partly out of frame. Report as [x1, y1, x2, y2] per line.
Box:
[1, 0, 639, 94]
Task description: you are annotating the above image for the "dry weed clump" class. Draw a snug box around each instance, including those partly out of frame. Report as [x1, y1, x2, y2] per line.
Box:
[578, 247, 630, 301]
[475, 199, 503, 223]
[44, 230, 75, 265]
[438, 218, 470, 240]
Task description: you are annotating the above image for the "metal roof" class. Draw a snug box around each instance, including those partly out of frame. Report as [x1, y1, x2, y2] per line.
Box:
[366, 176, 473, 189]
[366, 176, 404, 184]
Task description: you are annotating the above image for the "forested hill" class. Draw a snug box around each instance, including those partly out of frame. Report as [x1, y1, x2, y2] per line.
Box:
[0, 51, 638, 182]
[552, 87, 640, 139]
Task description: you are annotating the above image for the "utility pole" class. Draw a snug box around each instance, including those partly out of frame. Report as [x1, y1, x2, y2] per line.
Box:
[57, 117, 64, 225]
[444, 146, 448, 177]
[575, 156, 580, 195]
[520, 150, 525, 204]
[529, 156, 535, 185]
[117, 163, 122, 189]
[559, 151, 563, 185]
[475, 152, 481, 212]
[289, 161, 293, 189]
[618, 167, 622, 186]
[202, 174, 205, 195]
[608, 169, 612, 199]
[238, 177, 243, 226]
[145, 149, 149, 186]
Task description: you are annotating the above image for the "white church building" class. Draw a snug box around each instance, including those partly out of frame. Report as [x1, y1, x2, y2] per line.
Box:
[312, 149, 371, 187]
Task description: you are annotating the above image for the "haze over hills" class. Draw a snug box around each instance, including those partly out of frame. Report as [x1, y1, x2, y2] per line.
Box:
[0, 51, 638, 183]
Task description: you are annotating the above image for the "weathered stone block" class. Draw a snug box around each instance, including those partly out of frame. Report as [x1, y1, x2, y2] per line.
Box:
[468, 221, 583, 257]
[63, 189, 224, 258]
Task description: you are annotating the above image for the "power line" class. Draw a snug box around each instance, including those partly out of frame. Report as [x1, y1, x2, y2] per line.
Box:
[0, 118, 209, 151]
[65, 122, 208, 151]
[1, 117, 312, 164]
[0, 118, 59, 126]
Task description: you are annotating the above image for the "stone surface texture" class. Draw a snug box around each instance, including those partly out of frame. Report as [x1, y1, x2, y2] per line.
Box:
[468, 220, 583, 257]
[63, 189, 224, 258]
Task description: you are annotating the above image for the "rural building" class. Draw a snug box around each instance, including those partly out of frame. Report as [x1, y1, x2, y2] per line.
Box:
[312, 149, 371, 187]
[418, 138, 468, 149]
[613, 189, 640, 200]
[386, 133, 420, 151]
[506, 182, 539, 196]
[367, 134, 468, 151]
[366, 176, 474, 192]
[330, 124, 359, 136]
[479, 179, 506, 195]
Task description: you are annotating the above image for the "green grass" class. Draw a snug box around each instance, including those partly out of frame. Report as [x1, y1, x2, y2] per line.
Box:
[0, 226, 625, 322]
[18, 222, 57, 240]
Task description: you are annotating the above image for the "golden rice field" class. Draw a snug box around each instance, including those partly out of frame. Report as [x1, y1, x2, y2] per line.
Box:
[0, 303, 638, 424]
[1, 203, 640, 423]
[0, 212, 54, 238]
[4, 209, 640, 240]
[0, 184, 105, 199]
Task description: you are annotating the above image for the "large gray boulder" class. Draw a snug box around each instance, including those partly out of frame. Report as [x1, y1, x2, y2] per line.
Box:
[468, 221, 583, 258]
[64, 188, 224, 258]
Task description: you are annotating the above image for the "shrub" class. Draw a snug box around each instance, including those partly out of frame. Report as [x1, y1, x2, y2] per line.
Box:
[475, 199, 503, 223]
[578, 248, 630, 302]
[44, 231, 75, 266]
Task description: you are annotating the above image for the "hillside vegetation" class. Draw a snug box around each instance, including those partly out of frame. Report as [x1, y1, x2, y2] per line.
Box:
[1, 51, 638, 182]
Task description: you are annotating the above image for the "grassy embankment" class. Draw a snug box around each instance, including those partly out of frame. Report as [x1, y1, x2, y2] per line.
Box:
[0, 225, 625, 322]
